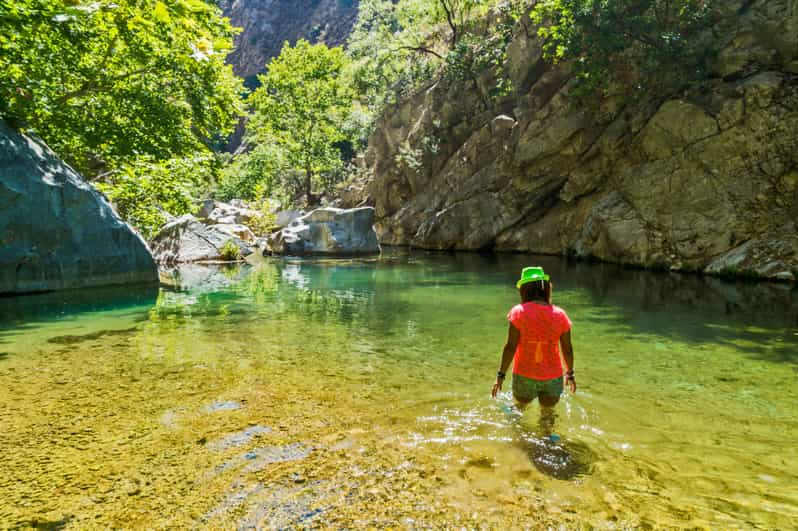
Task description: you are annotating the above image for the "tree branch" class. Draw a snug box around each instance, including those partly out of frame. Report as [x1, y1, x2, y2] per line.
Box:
[439, 0, 458, 46]
[397, 45, 445, 59]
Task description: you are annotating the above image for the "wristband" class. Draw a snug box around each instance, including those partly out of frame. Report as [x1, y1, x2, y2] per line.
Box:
[497, 371, 506, 379]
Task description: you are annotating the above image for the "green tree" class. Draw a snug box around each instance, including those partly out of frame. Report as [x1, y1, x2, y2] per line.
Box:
[347, 0, 522, 120]
[0, 0, 244, 174]
[347, 0, 438, 115]
[217, 140, 289, 202]
[531, 0, 716, 97]
[96, 154, 219, 239]
[249, 40, 354, 206]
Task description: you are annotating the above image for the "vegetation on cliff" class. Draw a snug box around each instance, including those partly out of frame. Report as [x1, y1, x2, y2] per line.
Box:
[531, 0, 716, 97]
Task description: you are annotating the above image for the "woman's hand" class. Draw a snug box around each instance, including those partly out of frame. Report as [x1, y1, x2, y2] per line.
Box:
[565, 374, 577, 393]
[491, 377, 504, 398]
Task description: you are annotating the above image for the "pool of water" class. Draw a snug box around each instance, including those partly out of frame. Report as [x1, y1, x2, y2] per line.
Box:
[1, 250, 796, 528]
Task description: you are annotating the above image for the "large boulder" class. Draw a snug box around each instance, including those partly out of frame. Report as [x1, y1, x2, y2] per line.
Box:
[275, 210, 305, 228]
[267, 207, 380, 256]
[196, 199, 259, 226]
[150, 214, 254, 264]
[0, 121, 158, 295]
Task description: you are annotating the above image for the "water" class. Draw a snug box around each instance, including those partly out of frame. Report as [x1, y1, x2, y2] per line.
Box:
[1, 250, 796, 528]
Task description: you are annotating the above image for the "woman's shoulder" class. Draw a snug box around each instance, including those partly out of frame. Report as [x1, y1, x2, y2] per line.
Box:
[507, 303, 525, 319]
[551, 304, 569, 316]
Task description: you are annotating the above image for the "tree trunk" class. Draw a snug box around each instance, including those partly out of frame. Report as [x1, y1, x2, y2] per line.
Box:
[305, 165, 313, 206]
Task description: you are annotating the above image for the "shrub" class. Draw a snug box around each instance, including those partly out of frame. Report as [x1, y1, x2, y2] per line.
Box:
[219, 240, 242, 262]
[531, 0, 717, 98]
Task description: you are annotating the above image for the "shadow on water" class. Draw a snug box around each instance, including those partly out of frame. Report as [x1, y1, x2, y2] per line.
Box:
[46, 326, 141, 345]
[0, 284, 159, 325]
[516, 433, 595, 481]
[0, 284, 159, 348]
[501, 402, 596, 481]
[409, 250, 798, 366]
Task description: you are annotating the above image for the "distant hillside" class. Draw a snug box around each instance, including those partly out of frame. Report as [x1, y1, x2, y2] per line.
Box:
[221, 0, 359, 86]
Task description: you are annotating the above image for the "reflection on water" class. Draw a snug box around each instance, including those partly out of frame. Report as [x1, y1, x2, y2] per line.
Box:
[0, 249, 796, 528]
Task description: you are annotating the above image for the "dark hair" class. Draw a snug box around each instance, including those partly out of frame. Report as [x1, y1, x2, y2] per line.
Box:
[520, 280, 552, 304]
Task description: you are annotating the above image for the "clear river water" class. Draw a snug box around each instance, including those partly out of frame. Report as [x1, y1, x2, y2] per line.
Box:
[1, 250, 796, 529]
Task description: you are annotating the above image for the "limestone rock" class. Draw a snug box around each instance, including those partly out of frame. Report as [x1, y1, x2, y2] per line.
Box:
[705, 225, 798, 281]
[638, 100, 719, 159]
[220, 0, 359, 79]
[198, 200, 259, 226]
[150, 215, 253, 264]
[358, 0, 798, 281]
[0, 121, 158, 295]
[275, 210, 305, 228]
[267, 207, 380, 256]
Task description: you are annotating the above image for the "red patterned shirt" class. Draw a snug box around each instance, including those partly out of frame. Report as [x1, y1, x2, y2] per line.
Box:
[507, 302, 572, 380]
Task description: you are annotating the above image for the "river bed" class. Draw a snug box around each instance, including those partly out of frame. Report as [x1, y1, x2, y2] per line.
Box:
[1, 251, 796, 528]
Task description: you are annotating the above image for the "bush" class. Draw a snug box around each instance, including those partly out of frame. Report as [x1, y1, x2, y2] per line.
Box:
[248, 184, 280, 236]
[97, 155, 218, 239]
[219, 240, 242, 261]
[531, 0, 717, 98]
[217, 141, 288, 202]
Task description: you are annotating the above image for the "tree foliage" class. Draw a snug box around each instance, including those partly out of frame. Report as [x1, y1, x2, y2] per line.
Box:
[531, 0, 716, 97]
[96, 155, 219, 239]
[0, 0, 244, 174]
[347, 0, 523, 121]
[248, 40, 354, 205]
[217, 140, 289, 203]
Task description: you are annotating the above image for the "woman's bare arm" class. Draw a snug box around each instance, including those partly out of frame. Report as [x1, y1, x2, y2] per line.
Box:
[491, 323, 519, 397]
[560, 330, 576, 393]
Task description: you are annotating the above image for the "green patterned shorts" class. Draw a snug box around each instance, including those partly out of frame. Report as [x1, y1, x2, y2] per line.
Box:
[512, 373, 564, 402]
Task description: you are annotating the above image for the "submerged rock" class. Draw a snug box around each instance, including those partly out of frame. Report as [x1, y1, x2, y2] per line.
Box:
[207, 425, 272, 451]
[267, 207, 380, 256]
[150, 214, 253, 264]
[0, 121, 158, 295]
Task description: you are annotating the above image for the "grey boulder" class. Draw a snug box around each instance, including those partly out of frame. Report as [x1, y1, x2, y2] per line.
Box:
[267, 207, 380, 256]
[150, 214, 254, 264]
[0, 121, 158, 295]
[275, 210, 305, 228]
[197, 199, 259, 226]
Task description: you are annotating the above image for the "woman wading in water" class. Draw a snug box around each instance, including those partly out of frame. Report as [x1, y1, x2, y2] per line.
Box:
[491, 267, 576, 435]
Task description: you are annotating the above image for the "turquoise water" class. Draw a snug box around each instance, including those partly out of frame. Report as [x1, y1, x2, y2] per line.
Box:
[1, 250, 796, 528]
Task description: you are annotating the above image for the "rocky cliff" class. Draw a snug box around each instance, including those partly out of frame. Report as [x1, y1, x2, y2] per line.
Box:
[221, 0, 359, 81]
[0, 121, 159, 295]
[361, 0, 798, 281]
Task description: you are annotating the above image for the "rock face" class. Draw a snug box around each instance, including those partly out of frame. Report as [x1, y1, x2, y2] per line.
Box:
[0, 121, 158, 295]
[150, 215, 254, 264]
[221, 0, 359, 81]
[267, 207, 380, 255]
[198, 199, 259, 226]
[359, 0, 798, 281]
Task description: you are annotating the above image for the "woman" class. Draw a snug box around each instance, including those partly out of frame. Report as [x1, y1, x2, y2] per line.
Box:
[491, 267, 576, 417]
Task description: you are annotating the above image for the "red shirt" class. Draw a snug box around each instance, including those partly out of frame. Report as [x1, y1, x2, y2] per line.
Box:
[507, 302, 572, 380]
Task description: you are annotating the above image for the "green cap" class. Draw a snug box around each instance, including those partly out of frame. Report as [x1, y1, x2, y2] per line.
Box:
[516, 266, 549, 289]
